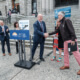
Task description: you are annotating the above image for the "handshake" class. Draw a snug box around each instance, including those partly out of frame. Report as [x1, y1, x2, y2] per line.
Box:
[44, 33, 49, 38]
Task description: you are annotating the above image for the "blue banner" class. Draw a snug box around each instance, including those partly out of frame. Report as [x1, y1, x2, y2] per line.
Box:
[10, 30, 30, 40]
[54, 7, 71, 19]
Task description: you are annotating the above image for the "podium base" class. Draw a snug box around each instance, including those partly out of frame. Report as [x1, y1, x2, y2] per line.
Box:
[14, 61, 36, 69]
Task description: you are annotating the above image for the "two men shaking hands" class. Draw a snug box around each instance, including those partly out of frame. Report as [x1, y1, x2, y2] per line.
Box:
[44, 33, 49, 38]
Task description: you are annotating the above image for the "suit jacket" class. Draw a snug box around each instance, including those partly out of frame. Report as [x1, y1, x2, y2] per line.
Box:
[33, 20, 47, 43]
[49, 17, 77, 41]
[0, 25, 10, 41]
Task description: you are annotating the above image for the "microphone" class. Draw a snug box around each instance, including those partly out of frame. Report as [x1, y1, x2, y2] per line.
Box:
[22, 25, 28, 30]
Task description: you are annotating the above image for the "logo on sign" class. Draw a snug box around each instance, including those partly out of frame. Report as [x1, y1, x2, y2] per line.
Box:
[12, 32, 17, 37]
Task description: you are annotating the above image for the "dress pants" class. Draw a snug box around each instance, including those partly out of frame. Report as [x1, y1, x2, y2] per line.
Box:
[32, 41, 44, 59]
[64, 39, 80, 67]
[1, 37, 11, 54]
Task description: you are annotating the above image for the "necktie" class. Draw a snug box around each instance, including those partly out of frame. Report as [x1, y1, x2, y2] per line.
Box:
[3, 26, 6, 36]
[40, 22, 43, 32]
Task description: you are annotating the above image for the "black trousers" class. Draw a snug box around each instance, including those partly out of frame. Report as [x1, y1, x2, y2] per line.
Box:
[16, 41, 18, 53]
[1, 37, 11, 54]
[32, 41, 45, 59]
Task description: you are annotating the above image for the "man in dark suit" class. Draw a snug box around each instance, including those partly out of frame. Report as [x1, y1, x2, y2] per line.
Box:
[0, 20, 11, 56]
[30, 14, 48, 61]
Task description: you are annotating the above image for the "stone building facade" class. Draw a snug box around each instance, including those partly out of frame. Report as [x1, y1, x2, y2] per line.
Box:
[0, 0, 12, 16]
[0, 0, 79, 16]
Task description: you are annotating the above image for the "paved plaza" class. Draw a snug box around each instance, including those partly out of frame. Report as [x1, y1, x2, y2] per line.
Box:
[0, 45, 80, 80]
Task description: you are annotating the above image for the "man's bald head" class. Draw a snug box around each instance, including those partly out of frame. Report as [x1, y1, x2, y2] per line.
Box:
[0, 20, 3, 23]
[0, 20, 4, 26]
[37, 14, 43, 22]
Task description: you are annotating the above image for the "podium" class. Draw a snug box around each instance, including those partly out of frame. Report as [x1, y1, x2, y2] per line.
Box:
[10, 30, 36, 69]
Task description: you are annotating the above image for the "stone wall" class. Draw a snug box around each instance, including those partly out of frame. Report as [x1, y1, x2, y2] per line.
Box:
[0, 0, 56, 16]
[26, 0, 32, 16]
[11, 14, 55, 35]
[0, 0, 80, 16]
[0, 0, 12, 16]
[79, 0, 80, 9]
[19, 0, 27, 15]
[6, 0, 12, 12]
[0, 1, 6, 16]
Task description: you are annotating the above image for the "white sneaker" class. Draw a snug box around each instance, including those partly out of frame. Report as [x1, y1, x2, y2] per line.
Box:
[56, 51, 59, 54]
[61, 52, 64, 56]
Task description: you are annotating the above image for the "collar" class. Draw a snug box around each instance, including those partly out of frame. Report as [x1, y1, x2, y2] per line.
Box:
[60, 17, 65, 23]
[1, 26, 4, 28]
[38, 20, 43, 24]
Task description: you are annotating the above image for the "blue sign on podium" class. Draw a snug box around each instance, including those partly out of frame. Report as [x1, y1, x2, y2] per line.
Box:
[10, 30, 30, 40]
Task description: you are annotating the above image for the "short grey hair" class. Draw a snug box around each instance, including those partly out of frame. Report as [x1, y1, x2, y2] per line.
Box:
[38, 14, 43, 17]
[58, 11, 65, 17]
[0, 20, 3, 23]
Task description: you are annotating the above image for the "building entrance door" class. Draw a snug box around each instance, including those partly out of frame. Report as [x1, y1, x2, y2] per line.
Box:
[12, 0, 20, 13]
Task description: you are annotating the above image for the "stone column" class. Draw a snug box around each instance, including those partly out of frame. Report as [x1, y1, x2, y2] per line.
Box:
[50, 0, 55, 13]
[46, 0, 50, 14]
[42, 0, 46, 14]
[79, 0, 80, 10]
[26, 0, 32, 16]
[19, 0, 27, 15]
[0, 1, 6, 16]
[40, 0, 42, 13]
[6, 0, 12, 11]
[50, 0, 53, 13]
[37, 0, 42, 14]
[1, 0, 12, 16]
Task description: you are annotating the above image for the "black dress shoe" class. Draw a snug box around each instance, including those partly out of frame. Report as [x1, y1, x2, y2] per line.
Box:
[40, 58, 45, 61]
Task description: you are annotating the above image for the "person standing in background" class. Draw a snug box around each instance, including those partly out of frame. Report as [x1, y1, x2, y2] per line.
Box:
[50, 19, 64, 62]
[8, 9, 11, 24]
[14, 22, 23, 54]
[0, 20, 11, 56]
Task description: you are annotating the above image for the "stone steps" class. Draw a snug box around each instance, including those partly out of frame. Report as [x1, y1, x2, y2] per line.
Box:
[47, 28, 80, 33]
[75, 30, 80, 33]
[9, 41, 53, 49]
[76, 33, 80, 36]
[9, 39, 80, 50]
